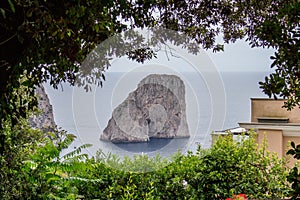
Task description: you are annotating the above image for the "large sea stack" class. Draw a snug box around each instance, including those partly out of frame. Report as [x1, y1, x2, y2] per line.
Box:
[101, 74, 189, 143]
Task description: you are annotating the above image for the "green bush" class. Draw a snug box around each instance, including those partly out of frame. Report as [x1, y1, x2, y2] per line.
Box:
[20, 130, 91, 199]
[287, 141, 300, 199]
[0, 118, 44, 199]
[0, 117, 90, 199]
[70, 132, 290, 199]
[0, 116, 292, 200]
[188, 133, 290, 199]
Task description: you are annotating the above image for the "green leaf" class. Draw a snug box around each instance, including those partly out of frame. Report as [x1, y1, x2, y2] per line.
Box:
[287, 149, 295, 155]
[62, 143, 92, 160]
[8, 0, 15, 13]
[21, 80, 31, 86]
[52, 31, 58, 37]
[67, 29, 71, 37]
[0, 8, 6, 18]
[291, 141, 296, 148]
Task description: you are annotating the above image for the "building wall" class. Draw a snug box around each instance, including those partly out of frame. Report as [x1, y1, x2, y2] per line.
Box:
[250, 98, 300, 168]
[257, 129, 283, 157]
[251, 98, 300, 123]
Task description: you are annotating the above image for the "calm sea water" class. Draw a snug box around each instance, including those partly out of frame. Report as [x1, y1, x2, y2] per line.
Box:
[45, 71, 270, 158]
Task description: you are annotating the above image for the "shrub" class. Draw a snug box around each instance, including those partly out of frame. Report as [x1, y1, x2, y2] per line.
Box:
[188, 132, 290, 199]
[287, 141, 300, 199]
[0, 117, 90, 199]
[0, 115, 291, 199]
[0, 118, 44, 199]
[71, 131, 290, 199]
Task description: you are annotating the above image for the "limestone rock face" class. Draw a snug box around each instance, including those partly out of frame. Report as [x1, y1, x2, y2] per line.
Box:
[101, 74, 189, 143]
[28, 85, 56, 131]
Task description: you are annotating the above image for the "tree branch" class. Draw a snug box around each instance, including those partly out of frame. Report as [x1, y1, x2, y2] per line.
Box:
[0, 33, 17, 46]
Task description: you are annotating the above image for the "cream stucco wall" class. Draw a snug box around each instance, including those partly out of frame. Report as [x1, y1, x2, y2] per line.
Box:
[251, 98, 300, 123]
[257, 129, 283, 157]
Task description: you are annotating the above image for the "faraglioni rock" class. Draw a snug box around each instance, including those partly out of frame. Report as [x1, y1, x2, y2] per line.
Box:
[101, 74, 189, 143]
[28, 85, 56, 132]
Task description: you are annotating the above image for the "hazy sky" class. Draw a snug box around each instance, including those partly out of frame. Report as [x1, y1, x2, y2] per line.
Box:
[105, 38, 275, 73]
[207, 39, 275, 72]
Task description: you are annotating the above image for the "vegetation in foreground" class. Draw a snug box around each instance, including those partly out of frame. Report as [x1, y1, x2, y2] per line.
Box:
[1, 116, 299, 199]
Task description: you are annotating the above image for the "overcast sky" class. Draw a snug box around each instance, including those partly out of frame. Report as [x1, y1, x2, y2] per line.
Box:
[105, 38, 275, 73]
[207, 39, 275, 72]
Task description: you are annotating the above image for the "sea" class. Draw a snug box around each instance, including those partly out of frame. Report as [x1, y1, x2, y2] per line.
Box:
[44, 70, 271, 159]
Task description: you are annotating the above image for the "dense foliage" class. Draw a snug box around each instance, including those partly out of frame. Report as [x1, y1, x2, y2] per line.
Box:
[70, 133, 290, 200]
[0, 118, 44, 199]
[0, 117, 91, 199]
[287, 141, 300, 199]
[1, 118, 292, 200]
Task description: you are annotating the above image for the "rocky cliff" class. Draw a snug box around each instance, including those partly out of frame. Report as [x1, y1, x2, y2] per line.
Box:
[28, 85, 56, 131]
[101, 74, 189, 143]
